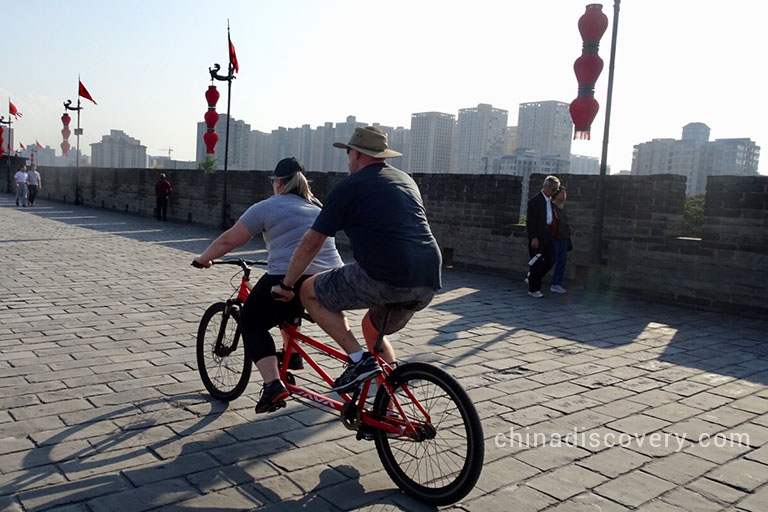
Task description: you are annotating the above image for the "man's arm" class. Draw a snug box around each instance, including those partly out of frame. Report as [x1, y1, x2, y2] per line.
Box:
[271, 229, 328, 299]
[284, 229, 328, 287]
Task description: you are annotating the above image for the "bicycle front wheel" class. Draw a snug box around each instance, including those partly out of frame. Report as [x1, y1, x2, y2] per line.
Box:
[372, 362, 484, 505]
[196, 302, 252, 401]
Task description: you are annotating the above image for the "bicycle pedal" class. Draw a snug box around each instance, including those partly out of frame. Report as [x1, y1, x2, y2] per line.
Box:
[268, 401, 287, 412]
[356, 430, 375, 441]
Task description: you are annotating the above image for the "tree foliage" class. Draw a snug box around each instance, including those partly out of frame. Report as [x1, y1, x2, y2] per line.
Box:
[682, 193, 705, 237]
[198, 156, 217, 172]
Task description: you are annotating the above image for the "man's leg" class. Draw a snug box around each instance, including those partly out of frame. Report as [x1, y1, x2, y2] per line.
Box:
[300, 274, 363, 355]
[362, 312, 396, 364]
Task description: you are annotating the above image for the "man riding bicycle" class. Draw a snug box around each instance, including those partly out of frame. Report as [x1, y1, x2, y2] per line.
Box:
[271, 126, 442, 394]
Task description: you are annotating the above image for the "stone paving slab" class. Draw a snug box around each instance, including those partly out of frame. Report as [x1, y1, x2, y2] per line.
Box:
[1, 194, 767, 511]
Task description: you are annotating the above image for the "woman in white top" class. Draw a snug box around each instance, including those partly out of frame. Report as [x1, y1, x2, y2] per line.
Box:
[193, 157, 342, 413]
[14, 166, 28, 207]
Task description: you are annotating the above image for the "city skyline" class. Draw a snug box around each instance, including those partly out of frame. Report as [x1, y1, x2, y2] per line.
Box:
[2, 0, 766, 174]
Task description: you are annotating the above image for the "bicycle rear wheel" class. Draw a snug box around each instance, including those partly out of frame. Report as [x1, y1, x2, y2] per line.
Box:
[196, 302, 252, 401]
[372, 362, 484, 505]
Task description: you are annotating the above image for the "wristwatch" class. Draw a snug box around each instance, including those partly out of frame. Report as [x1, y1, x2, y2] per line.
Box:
[278, 279, 294, 292]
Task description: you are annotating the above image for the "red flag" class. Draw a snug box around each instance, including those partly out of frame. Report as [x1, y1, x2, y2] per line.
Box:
[229, 34, 239, 74]
[79, 80, 98, 104]
[9, 101, 22, 118]
[36, 140, 43, 148]
[20, 142, 25, 149]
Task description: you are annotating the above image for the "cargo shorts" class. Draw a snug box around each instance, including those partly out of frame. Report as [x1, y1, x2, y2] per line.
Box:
[313, 262, 437, 335]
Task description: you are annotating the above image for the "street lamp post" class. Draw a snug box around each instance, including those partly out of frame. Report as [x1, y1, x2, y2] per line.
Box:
[208, 62, 235, 230]
[593, 0, 622, 266]
[63, 99, 83, 204]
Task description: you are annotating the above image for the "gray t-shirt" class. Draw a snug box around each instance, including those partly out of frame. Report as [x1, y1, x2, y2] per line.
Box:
[27, 171, 41, 186]
[240, 193, 343, 275]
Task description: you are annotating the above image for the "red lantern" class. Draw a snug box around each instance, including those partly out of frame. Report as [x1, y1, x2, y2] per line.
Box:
[570, 4, 608, 140]
[570, 97, 600, 135]
[573, 54, 604, 86]
[204, 110, 219, 128]
[204, 85, 220, 154]
[205, 86, 220, 107]
[579, 4, 608, 42]
[203, 131, 219, 154]
[61, 112, 72, 156]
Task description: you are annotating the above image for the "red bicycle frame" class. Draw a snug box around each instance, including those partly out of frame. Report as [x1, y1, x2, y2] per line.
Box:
[234, 273, 430, 438]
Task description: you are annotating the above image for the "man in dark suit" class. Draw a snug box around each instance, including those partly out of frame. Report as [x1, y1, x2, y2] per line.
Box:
[526, 175, 561, 297]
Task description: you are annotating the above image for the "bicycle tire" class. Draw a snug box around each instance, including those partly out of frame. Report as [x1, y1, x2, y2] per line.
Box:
[196, 302, 252, 401]
[372, 362, 484, 505]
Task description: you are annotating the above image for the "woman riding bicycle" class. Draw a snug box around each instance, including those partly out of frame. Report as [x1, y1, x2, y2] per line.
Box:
[192, 157, 343, 413]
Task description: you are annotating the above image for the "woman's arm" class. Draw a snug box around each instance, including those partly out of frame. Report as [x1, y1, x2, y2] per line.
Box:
[193, 220, 254, 268]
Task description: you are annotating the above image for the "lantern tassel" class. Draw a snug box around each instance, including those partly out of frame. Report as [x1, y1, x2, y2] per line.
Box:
[574, 130, 591, 140]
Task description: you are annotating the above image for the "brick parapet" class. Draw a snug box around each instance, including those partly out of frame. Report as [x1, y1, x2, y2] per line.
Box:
[34, 166, 767, 315]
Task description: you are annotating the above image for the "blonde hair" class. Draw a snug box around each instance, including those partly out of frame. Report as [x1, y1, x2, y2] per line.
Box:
[277, 172, 321, 206]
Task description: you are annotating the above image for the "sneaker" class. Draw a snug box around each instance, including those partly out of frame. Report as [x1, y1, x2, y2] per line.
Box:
[276, 349, 304, 370]
[254, 380, 289, 414]
[550, 285, 567, 294]
[528, 290, 544, 298]
[332, 352, 381, 393]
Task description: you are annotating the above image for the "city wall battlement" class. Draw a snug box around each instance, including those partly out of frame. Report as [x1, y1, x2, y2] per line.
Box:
[34, 165, 768, 316]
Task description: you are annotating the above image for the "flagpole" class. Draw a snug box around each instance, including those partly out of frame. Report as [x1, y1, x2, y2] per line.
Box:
[208, 22, 236, 230]
[76, 76, 81, 169]
[4, 98, 12, 193]
[1, 110, 11, 193]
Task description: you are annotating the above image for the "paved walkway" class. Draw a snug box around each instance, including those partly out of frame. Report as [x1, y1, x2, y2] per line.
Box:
[1, 194, 767, 512]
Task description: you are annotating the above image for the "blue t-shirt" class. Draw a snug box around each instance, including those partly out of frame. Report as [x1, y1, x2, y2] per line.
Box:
[312, 163, 441, 288]
[240, 193, 343, 275]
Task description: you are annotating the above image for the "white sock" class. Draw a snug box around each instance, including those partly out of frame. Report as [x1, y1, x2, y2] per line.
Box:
[349, 350, 365, 363]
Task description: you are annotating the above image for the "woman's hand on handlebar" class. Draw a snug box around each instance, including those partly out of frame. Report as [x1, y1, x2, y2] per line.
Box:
[191, 257, 212, 269]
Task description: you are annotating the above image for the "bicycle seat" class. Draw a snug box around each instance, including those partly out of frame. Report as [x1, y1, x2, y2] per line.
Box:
[385, 301, 421, 311]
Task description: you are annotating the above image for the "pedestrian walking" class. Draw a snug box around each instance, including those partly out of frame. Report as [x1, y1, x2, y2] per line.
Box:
[525, 175, 560, 297]
[27, 165, 42, 206]
[14, 165, 29, 207]
[550, 186, 573, 294]
[154, 173, 172, 221]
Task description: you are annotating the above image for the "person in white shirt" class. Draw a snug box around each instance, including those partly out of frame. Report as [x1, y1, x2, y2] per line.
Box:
[27, 165, 42, 206]
[14, 166, 29, 207]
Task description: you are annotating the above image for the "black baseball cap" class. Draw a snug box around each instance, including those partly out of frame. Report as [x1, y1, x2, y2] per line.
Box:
[270, 157, 304, 179]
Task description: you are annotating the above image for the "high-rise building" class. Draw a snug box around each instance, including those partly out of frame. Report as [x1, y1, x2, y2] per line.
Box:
[631, 123, 760, 195]
[506, 126, 518, 154]
[389, 126, 410, 170]
[91, 130, 147, 168]
[454, 103, 508, 174]
[409, 112, 455, 174]
[249, 130, 271, 170]
[196, 114, 251, 170]
[516, 101, 573, 160]
[569, 154, 604, 174]
[309, 122, 334, 172]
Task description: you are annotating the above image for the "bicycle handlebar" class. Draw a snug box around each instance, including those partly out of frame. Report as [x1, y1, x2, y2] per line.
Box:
[190, 258, 268, 270]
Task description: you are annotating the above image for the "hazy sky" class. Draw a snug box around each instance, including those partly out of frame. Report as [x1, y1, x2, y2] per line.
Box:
[3, 0, 766, 173]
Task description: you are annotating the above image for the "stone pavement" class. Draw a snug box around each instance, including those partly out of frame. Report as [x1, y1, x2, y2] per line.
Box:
[1, 194, 768, 512]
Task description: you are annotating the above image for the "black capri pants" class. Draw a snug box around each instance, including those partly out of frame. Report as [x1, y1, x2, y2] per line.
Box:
[239, 273, 310, 363]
